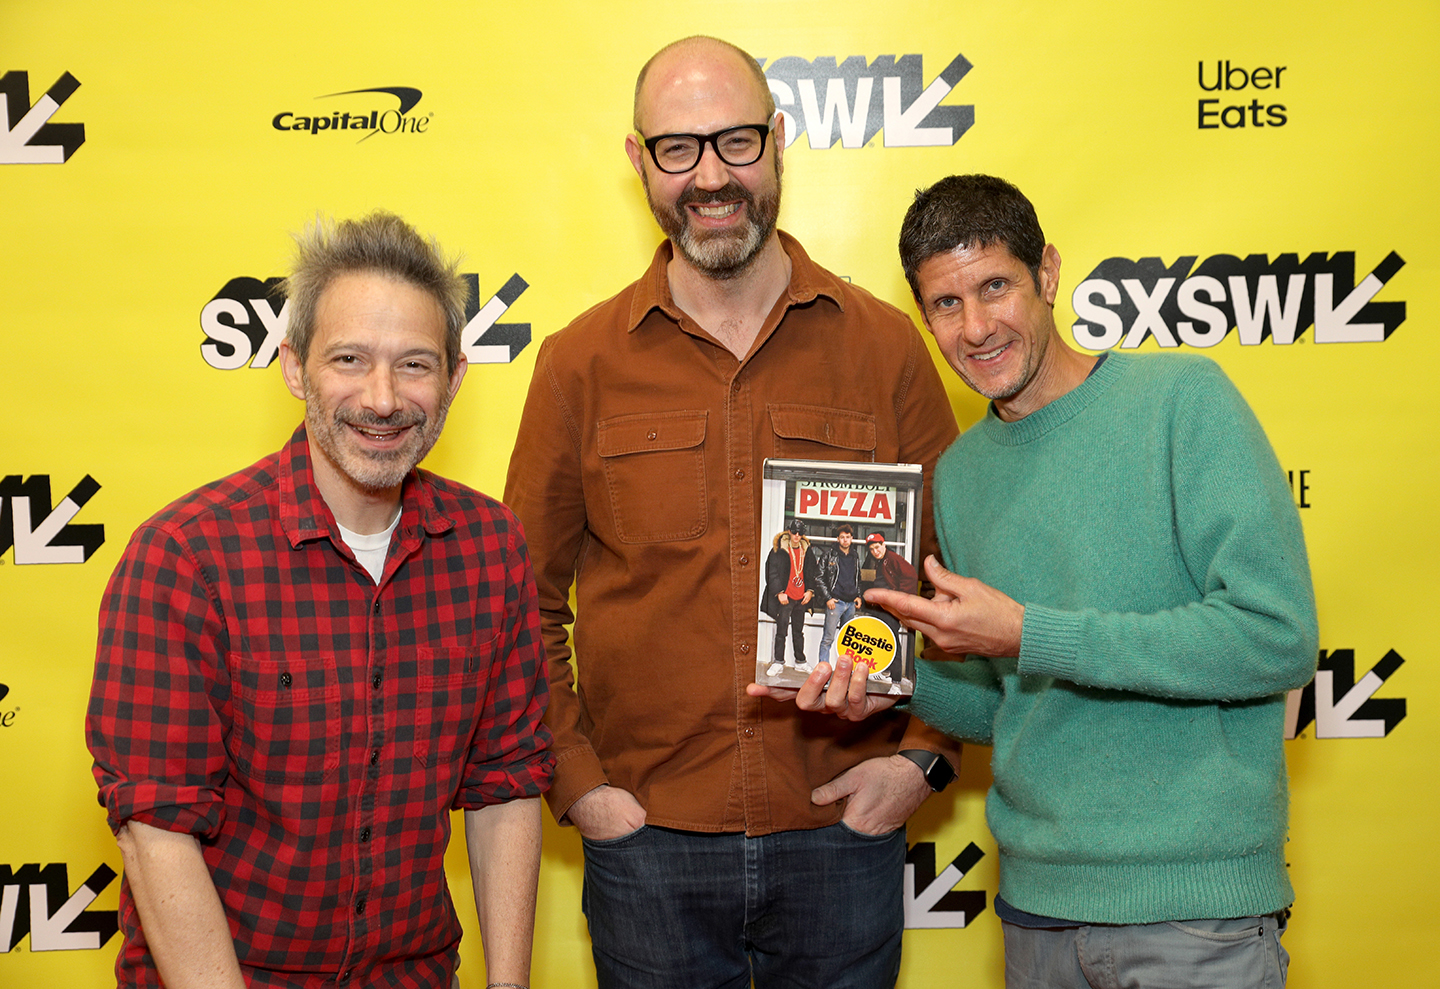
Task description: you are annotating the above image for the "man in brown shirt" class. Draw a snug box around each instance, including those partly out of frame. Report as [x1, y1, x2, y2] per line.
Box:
[505, 35, 960, 989]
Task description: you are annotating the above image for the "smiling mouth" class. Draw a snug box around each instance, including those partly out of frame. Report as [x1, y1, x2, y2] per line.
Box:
[691, 202, 740, 219]
[971, 343, 1011, 363]
[349, 423, 411, 442]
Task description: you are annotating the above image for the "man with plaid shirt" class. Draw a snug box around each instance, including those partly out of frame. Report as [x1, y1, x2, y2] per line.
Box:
[86, 212, 553, 989]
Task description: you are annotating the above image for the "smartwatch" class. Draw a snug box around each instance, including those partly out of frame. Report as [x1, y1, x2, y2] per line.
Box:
[896, 749, 956, 792]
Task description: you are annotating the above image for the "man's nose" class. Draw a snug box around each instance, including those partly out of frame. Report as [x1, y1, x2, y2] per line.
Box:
[960, 305, 991, 345]
[361, 368, 399, 418]
[692, 141, 730, 190]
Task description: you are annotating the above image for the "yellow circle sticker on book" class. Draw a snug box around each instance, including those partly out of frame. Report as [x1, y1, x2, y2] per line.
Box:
[835, 615, 897, 674]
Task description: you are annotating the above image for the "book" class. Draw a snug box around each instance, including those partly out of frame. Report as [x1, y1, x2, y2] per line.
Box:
[756, 458, 923, 696]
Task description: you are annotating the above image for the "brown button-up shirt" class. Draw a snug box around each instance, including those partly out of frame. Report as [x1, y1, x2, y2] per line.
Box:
[505, 233, 960, 835]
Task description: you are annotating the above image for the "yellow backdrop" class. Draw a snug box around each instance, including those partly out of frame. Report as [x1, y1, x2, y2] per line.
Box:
[2, 1, 1434, 985]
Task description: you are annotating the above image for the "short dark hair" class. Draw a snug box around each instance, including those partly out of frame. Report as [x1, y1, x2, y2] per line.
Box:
[836, 523, 853, 535]
[898, 174, 1046, 302]
[283, 210, 470, 374]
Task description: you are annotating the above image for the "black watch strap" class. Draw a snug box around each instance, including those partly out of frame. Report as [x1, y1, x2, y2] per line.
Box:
[897, 749, 956, 792]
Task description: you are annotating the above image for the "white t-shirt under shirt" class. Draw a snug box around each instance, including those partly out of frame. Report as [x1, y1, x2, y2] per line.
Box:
[336, 511, 401, 584]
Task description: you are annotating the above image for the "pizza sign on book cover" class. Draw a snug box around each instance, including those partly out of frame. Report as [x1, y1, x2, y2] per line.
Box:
[756, 459, 924, 696]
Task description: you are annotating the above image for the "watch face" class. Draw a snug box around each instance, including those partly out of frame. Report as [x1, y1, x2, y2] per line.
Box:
[927, 757, 956, 790]
[900, 750, 954, 791]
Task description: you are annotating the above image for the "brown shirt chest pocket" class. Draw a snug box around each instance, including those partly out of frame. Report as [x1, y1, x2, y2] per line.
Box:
[768, 404, 877, 462]
[597, 410, 709, 543]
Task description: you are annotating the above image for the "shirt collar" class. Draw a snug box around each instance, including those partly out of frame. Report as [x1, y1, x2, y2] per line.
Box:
[624, 229, 848, 333]
[277, 424, 455, 549]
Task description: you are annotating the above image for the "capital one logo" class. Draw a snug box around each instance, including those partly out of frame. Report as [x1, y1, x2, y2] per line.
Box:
[1071, 251, 1405, 349]
[1285, 649, 1407, 739]
[0, 863, 118, 952]
[0, 682, 15, 728]
[760, 53, 973, 149]
[199, 274, 532, 369]
[0, 475, 104, 564]
[1, 70, 85, 163]
[271, 86, 431, 143]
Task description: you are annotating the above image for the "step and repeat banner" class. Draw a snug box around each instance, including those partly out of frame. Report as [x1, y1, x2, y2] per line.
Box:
[3, 1, 1434, 985]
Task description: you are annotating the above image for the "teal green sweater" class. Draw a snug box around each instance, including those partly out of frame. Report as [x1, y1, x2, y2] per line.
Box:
[912, 353, 1318, 924]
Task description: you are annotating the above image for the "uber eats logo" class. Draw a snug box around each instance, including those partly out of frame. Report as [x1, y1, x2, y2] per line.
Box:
[1071, 251, 1405, 350]
[271, 86, 431, 143]
[0, 475, 104, 565]
[200, 274, 532, 369]
[1285, 649, 1407, 739]
[0, 863, 118, 952]
[760, 52, 973, 149]
[1197, 60, 1288, 130]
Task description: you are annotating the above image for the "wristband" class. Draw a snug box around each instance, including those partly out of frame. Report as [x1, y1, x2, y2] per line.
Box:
[897, 749, 956, 792]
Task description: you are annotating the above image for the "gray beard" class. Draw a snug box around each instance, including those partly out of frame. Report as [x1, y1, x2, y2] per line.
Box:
[645, 174, 782, 280]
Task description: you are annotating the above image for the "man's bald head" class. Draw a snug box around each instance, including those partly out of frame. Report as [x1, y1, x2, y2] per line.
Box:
[632, 35, 775, 133]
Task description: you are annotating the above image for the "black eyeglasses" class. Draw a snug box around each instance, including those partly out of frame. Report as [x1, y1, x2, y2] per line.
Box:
[641, 123, 772, 174]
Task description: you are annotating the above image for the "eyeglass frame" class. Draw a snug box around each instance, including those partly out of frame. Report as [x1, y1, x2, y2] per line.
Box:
[639, 120, 774, 174]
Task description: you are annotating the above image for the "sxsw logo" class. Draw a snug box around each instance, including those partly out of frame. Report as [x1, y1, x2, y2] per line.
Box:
[1, 70, 85, 164]
[199, 274, 532, 369]
[271, 86, 431, 143]
[1071, 252, 1405, 349]
[1285, 649, 1407, 739]
[904, 841, 986, 929]
[0, 863, 118, 952]
[759, 53, 973, 149]
[0, 475, 104, 564]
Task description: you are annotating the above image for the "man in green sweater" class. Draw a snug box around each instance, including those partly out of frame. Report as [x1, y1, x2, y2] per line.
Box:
[756, 175, 1318, 986]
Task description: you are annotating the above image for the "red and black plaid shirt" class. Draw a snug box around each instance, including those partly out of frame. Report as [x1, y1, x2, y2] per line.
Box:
[87, 426, 553, 989]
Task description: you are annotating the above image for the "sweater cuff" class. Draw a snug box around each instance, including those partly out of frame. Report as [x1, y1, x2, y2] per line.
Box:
[1018, 604, 1082, 681]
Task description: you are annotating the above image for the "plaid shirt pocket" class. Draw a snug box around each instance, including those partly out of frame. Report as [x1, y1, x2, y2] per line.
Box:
[412, 642, 496, 775]
[231, 653, 341, 785]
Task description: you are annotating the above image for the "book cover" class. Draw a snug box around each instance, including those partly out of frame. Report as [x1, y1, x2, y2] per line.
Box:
[756, 459, 923, 696]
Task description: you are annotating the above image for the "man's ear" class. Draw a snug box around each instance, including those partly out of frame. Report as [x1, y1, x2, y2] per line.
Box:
[1039, 244, 1062, 306]
[772, 111, 785, 179]
[446, 352, 468, 403]
[625, 133, 646, 179]
[279, 339, 307, 400]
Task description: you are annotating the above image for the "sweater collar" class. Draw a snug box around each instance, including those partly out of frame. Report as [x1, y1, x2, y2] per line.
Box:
[978, 352, 1130, 446]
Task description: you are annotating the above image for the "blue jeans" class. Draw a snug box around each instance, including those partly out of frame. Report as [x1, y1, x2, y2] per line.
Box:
[1002, 912, 1290, 989]
[581, 823, 905, 989]
[817, 598, 858, 665]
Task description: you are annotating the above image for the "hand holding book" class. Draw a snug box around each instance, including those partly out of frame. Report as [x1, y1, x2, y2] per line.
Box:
[745, 653, 901, 722]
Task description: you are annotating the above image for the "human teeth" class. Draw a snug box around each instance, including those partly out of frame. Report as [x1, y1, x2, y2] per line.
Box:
[974, 344, 1008, 362]
[694, 203, 739, 217]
